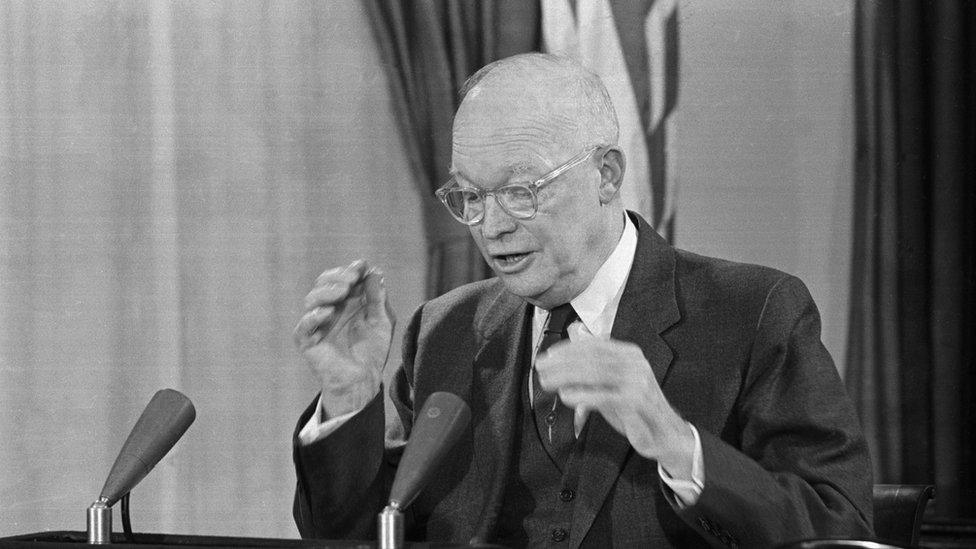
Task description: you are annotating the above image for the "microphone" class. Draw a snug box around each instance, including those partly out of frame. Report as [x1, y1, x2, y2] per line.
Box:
[379, 391, 471, 549]
[87, 389, 195, 544]
[99, 389, 196, 504]
[389, 391, 471, 508]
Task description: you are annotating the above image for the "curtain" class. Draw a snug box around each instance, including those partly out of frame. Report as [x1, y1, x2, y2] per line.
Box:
[847, 0, 975, 519]
[0, 1, 425, 538]
[541, 0, 680, 240]
[363, 0, 541, 297]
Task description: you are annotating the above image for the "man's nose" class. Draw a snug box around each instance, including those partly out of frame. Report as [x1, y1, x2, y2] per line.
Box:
[480, 194, 517, 239]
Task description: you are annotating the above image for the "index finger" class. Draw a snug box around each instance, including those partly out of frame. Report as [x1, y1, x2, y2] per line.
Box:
[536, 342, 613, 384]
[314, 259, 369, 287]
[362, 267, 388, 323]
[536, 339, 596, 367]
[305, 260, 371, 310]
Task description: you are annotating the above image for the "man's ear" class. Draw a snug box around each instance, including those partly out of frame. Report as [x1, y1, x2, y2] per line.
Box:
[598, 147, 625, 204]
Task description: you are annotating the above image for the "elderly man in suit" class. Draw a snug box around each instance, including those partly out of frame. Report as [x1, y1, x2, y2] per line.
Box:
[292, 53, 873, 548]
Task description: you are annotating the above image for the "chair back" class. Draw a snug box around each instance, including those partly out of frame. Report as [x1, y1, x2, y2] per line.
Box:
[778, 541, 908, 549]
[873, 484, 934, 546]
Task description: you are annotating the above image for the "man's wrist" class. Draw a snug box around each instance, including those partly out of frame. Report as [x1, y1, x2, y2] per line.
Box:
[657, 423, 705, 508]
[320, 382, 380, 420]
[655, 418, 697, 479]
[298, 394, 362, 445]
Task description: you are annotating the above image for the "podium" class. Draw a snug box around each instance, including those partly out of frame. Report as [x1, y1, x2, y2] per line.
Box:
[0, 531, 495, 548]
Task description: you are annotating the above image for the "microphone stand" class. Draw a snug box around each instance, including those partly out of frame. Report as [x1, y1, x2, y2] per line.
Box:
[375, 392, 471, 549]
[377, 503, 404, 549]
[85, 389, 195, 545]
[86, 497, 111, 544]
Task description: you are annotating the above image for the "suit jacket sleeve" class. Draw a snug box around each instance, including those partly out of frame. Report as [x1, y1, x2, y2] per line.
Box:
[292, 305, 423, 539]
[676, 275, 873, 547]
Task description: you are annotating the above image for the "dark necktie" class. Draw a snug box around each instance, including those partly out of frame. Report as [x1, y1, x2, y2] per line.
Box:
[532, 303, 577, 467]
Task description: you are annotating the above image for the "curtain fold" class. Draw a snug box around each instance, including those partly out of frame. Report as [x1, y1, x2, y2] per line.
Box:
[0, 2, 426, 537]
[363, 0, 541, 297]
[848, 0, 975, 520]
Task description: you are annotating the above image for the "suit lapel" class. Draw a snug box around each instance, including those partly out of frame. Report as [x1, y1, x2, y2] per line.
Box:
[465, 284, 531, 541]
[569, 212, 681, 547]
[611, 212, 680, 385]
[569, 414, 633, 548]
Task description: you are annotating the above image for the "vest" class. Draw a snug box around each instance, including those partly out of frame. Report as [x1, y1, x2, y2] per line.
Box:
[492, 370, 590, 547]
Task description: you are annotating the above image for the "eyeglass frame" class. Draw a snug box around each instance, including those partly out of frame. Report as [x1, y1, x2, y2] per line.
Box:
[434, 146, 604, 226]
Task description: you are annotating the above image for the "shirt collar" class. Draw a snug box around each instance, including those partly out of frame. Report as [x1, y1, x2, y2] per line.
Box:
[533, 213, 638, 338]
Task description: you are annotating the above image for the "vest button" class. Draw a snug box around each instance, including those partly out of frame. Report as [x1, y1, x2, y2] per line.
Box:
[550, 528, 568, 542]
[559, 489, 575, 502]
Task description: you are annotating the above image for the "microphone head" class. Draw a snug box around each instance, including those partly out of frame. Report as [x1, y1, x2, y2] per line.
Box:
[388, 392, 471, 510]
[99, 389, 196, 505]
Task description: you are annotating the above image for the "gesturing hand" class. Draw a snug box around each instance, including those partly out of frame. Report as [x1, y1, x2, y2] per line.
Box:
[294, 259, 395, 419]
[535, 338, 695, 477]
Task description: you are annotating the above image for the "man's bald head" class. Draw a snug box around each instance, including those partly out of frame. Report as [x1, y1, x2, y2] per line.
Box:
[447, 53, 628, 309]
[453, 54, 619, 157]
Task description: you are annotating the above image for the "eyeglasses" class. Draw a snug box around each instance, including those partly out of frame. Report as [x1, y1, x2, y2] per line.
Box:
[435, 146, 601, 226]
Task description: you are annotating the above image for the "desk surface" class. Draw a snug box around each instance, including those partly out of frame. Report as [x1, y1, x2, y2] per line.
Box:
[0, 531, 503, 549]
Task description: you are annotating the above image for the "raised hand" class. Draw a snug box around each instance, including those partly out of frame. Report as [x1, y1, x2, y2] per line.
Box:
[535, 338, 695, 478]
[294, 259, 395, 419]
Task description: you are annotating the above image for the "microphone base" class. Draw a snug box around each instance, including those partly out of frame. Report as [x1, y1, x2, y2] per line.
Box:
[377, 505, 403, 549]
[87, 499, 112, 544]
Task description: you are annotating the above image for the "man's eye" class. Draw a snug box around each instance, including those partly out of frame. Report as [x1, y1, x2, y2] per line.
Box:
[501, 186, 533, 201]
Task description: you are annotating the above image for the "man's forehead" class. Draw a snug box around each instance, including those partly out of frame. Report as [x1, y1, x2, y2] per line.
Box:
[454, 88, 586, 160]
[450, 66, 587, 184]
[451, 118, 574, 185]
[461, 86, 572, 122]
[453, 98, 573, 158]
[450, 152, 544, 187]
[459, 63, 581, 117]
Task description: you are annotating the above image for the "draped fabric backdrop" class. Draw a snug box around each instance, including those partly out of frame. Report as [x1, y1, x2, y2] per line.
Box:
[847, 0, 975, 521]
[541, 0, 680, 240]
[363, 0, 540, 297]
[0, 0, 880, 540]
[0, 2, 426, 538]
[365, 0, 683, 297]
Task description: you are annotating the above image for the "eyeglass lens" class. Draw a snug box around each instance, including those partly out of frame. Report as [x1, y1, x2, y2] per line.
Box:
[442, 185, 536, 222]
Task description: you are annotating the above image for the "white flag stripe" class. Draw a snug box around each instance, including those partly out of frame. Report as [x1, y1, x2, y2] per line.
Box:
[541, 0, 655, 222]
[663, 115, 679, 232]
[645, 0, 676, 132]
[540, 0, 579, 56]
[645, 0, 680, 238]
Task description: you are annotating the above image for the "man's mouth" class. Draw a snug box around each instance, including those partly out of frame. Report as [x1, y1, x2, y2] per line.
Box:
[496, 252, 529, 264]
[490, 251, 533, 273]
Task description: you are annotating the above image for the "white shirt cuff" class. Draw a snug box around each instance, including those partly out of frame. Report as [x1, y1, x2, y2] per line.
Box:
[658, 423, 705, 508]
[297, 394, 361, 445]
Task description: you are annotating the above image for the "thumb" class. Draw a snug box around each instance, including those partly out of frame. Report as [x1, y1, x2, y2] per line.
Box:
[363, 267, 391, 326]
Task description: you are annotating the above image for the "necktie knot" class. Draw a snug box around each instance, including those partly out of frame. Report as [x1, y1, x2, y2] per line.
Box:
[545, 303, 577, 339]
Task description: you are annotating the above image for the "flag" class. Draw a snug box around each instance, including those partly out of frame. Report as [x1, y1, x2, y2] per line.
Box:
[541, 0, 680, 240]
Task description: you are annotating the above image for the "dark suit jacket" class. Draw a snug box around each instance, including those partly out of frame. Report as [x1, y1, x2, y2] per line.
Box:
[293, 212, 874, 548]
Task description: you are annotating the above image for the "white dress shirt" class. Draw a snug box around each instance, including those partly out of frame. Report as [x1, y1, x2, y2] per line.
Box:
[529, 214, 703, 507]
[300, 214, 703, 506]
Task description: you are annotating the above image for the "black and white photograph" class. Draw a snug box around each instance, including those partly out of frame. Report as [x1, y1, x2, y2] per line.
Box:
[1, 1, 973, 548]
